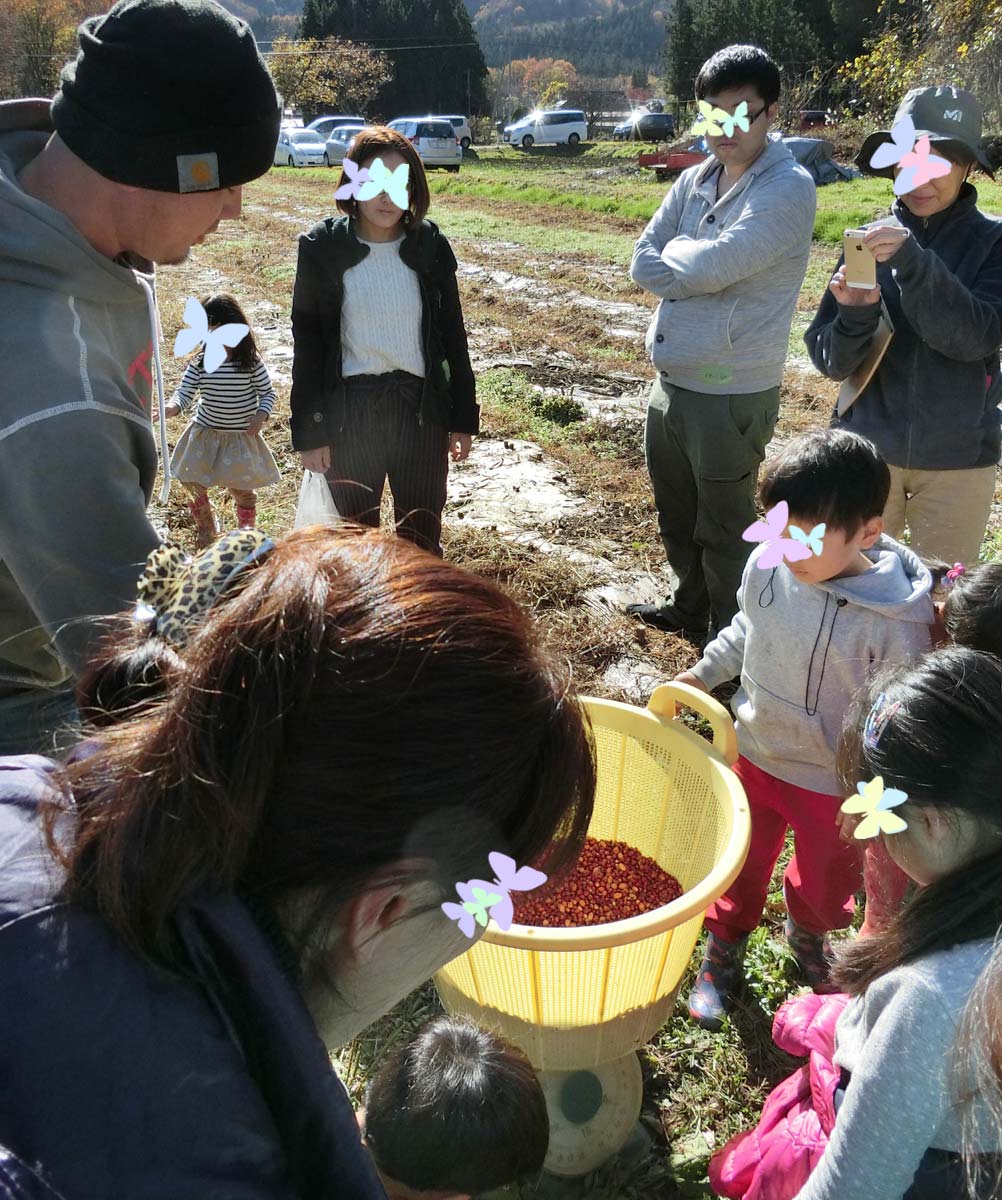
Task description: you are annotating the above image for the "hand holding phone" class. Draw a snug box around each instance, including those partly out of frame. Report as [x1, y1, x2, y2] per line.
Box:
[863, 225, 910, 263]
[843, 228, 877, 290]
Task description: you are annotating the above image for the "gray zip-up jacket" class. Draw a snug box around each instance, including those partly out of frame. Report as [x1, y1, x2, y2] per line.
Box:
[805, 185, 1002, 471]
[691, 536, 933, 794]
[631, 137, 816, 394]
[0, 101, 160, 703]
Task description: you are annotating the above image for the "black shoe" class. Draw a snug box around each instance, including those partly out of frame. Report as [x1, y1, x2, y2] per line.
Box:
[626, 603, 707, 641]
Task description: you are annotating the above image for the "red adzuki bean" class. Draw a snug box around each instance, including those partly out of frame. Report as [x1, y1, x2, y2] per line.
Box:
[512, 837, 683, 928]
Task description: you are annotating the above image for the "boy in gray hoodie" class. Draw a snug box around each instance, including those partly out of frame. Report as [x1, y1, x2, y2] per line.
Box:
[675, 430, 934, 1028]
[628, 45, 816, 643]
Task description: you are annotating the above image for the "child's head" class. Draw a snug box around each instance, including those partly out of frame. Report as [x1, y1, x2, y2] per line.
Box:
[336, 125, 430, 230]
[835, 645, 1002, 993]
[943, 561, 1002, 657]
[759, 430, 890, 583]
[200, 292, 258, 371]
[361, 1015, 548, 1199]
[75, 621, 183, 730]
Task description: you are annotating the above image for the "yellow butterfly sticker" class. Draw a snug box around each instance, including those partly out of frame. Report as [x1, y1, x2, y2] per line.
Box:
[841, 776, 909, 840]
[691, 99, 726, 137]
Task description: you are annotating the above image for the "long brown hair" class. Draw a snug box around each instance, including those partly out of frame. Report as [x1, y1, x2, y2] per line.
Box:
[335, 124, 430, 224]
[48, 526, 595, 970]
[955, 940, 1002, 1199]
[833, 647, 1002, 996]
[200, 292, 260, 372]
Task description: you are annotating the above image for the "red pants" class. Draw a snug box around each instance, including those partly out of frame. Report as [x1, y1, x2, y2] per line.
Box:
[859, 839, 910, 938]
[705, 756, 863, 940]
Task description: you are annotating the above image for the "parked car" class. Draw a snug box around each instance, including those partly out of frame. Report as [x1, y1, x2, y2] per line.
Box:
[275, 128, 327, 168]
[307, 114, 365, 140]
[386, 118, 462, 171]
[441, 114, 473, 149]
[503, 109, 588, 148]
[613, 111, 676, 141]
[323, 122, 366, 166]
[799, 109, 829, 130]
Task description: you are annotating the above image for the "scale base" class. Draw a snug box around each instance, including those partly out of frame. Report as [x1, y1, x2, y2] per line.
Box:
[538, 1053, 645, 1177]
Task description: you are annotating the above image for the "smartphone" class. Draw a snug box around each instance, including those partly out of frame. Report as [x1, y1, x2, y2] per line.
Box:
[843, 228, 877, 290]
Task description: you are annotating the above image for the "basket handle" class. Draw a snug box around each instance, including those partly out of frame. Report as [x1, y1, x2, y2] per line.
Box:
[647, 681, 738, 765]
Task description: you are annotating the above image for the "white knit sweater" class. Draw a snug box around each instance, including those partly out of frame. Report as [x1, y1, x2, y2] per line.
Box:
[341, 235, 425, 380]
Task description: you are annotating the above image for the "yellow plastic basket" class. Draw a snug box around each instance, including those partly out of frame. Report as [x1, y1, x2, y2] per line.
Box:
[435, 682, 751, 1070]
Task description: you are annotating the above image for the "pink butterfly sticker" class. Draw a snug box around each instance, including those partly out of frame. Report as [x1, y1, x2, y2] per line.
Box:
[869, 116, 951, 197]
[743, 500, 813, 570]
[896, 135, 952, 195]
[334, 157, 371, 202]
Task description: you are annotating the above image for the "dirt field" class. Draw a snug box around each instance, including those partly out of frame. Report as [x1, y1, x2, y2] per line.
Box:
[154, 148, 1002, 1199]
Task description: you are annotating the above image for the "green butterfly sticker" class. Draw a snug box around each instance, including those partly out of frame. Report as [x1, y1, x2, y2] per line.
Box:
[461, 887, 503, 927]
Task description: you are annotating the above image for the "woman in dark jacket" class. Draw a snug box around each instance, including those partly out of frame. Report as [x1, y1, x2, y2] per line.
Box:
[290, 125, 478, 558]
[0, 526, 595, 1199]
[806, 86, 1002, 566]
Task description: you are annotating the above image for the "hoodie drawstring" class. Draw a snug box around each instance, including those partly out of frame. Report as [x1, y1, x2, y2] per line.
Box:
[136, 274, 172, 503]
[805, 594, 847, 716]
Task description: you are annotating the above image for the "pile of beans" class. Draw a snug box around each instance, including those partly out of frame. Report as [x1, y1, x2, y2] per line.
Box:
[512, 837, 683, 928]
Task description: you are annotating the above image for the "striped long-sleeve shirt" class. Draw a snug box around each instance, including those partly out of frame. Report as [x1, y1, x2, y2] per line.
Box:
[172, 358, 276, 430]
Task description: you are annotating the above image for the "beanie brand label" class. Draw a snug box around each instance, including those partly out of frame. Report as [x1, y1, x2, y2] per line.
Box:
[177, 153, 220, 193]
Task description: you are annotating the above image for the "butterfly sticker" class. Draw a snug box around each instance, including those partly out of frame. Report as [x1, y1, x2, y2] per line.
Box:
[691, 100, 726, 137]
[718, 101, 750, 137]
[897, 136, 952, 194]
[742, 500, 813, 570]
[358, 157, 411, 209]
[334, 157, 371, 202]
[869, 116, 952, 197]
[789, 522, 826, 557]
[173, 297, 248, 374]
[441, 852, 548, 938]
[840, 776, 909, 839]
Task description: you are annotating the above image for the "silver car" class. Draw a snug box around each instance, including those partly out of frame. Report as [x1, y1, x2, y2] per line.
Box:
[386, 118, 462, 171]
[323, 123, 366, 167]
[275, 128, 327, 168]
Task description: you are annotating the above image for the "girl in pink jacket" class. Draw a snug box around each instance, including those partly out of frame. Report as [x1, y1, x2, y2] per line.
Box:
[711, 647, 1002, 1200]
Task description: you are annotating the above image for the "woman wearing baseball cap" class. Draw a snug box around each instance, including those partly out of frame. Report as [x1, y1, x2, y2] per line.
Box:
[806, 86, 1002, 567]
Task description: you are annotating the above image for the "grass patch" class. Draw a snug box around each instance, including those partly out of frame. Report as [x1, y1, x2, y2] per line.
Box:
[429, 175, 661, 223]
[479, 367, 588, 445]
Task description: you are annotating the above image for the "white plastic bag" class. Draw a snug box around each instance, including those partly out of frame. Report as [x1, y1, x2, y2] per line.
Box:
[294, 470, 341, 529]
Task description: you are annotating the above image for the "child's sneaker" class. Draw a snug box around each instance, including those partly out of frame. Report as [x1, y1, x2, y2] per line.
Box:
[785, 918, 835, 992]
[688, 932, 748, 1030]
[236, 504, 256, 530]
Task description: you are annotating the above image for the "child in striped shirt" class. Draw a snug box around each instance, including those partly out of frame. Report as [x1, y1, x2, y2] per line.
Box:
[167, 293, 280, 546]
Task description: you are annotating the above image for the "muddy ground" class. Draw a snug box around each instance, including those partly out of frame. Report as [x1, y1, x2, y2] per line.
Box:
[152, 166, 1001, 1198]
[156, 166, 932, 704]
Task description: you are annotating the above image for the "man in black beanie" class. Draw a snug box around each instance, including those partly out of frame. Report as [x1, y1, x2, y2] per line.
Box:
[0, 0, 280, 754]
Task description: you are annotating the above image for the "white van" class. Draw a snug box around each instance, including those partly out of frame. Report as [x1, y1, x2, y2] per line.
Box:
[503, 109, 588, 148]
[441, 115, 472, 149]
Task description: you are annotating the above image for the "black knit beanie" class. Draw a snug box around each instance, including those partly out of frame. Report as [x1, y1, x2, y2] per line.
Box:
[52, 0, 280, 193]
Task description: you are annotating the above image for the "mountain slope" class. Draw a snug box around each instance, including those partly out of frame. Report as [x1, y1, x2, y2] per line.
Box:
[464, 0, 665, 73]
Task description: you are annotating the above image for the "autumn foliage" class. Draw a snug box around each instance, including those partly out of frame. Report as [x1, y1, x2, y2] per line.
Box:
[0, 0, 89, 100]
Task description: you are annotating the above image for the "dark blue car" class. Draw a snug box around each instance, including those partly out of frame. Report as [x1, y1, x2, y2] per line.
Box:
[613, 111, 676, 141]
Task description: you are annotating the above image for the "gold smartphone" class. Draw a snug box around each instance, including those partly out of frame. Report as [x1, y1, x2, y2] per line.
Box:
[843, 228, 877, 290]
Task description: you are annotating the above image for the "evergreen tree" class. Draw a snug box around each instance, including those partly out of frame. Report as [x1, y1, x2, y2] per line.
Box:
[301, 0, 489, 115]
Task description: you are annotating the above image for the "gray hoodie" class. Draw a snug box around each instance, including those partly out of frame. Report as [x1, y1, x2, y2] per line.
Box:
[631, 137, 816, 395]
[0, 101, 161, 704]
[691, 536, 934, 794]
